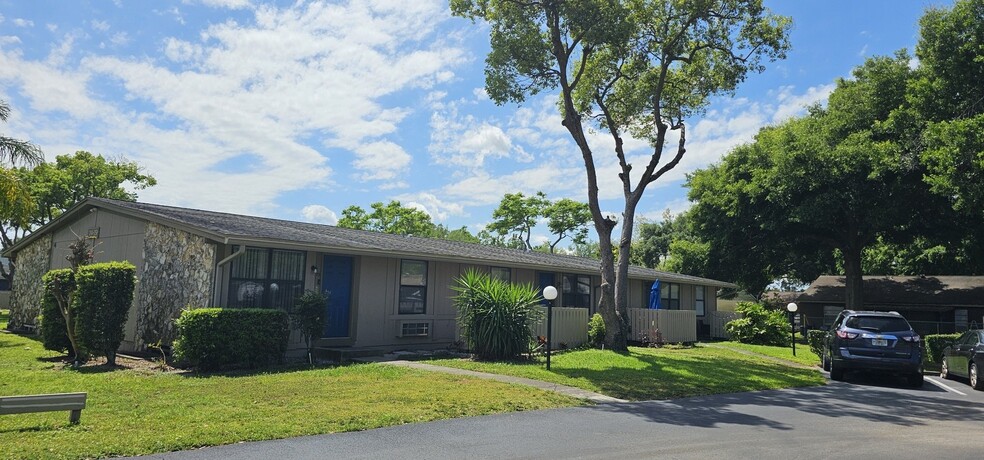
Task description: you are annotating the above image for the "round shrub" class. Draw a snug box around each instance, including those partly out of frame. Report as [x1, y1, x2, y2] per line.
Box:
[924, 333, 961, 364]
[725, 301, 790, 346]
[587, 313, 606, 348]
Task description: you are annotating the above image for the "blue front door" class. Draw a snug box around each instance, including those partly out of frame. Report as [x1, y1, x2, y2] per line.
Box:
[321, 255, 353, 338]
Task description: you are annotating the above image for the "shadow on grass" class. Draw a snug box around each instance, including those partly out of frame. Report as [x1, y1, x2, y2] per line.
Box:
[590, 378, 977, 430]
[176, 361, 346, 379]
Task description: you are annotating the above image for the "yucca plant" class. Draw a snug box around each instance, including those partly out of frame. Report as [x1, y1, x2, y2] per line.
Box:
[452, 270, 543, 361]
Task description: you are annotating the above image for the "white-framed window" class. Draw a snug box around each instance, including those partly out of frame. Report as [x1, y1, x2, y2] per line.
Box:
[695, 286, 706, 316]
[399, 260, 427, 314]
[491, 266, 511, 283]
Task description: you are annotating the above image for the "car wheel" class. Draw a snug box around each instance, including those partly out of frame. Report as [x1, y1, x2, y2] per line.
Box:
[822, 349, 831, 371]
[941, 357, 950, 380]
[907, 372, 924, 388]
[829, 360, 844, 381]
[971, 362, 984, 391]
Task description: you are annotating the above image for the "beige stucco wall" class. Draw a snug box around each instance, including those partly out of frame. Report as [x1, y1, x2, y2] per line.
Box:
[50, 210, 147, 350]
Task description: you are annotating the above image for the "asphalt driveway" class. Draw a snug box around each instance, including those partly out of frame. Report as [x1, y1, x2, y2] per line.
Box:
[132, 371, 984, 460]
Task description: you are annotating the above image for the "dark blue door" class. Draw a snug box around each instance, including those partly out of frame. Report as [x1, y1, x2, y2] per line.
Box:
[321, 255, 353, 338]
[538, 272, 555, 305]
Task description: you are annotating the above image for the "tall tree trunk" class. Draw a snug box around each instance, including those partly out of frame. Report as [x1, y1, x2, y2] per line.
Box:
[595, 219, 628, 350]
[842, 241, 864, 309]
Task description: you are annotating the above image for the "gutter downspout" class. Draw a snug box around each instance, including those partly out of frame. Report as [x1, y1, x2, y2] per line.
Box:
[212, 240, 245, 306]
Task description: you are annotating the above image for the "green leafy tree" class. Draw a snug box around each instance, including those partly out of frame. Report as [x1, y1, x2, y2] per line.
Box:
[688, 54, 944, 304]
[544, 198, 591, 253]
[487, 191, 549, 251]
[1, 99, 43, 281]
[337, 201, 436, 236]
[2, 150, 155, 283]
[632, 209, 693, 268]
[912, 0, 984, 268]
[452, 0, 790, 350]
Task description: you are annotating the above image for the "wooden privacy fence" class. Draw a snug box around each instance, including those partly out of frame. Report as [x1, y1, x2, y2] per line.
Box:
[705, 311, 740, 339]
[627, 309, 697, 343]
[532, 306, 589, 348]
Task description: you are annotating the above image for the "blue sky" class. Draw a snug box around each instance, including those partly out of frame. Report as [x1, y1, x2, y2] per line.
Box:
[0, 0, 950, 247]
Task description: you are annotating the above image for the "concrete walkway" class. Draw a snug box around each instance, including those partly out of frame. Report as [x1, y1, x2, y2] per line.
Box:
[381, 360, 627, 403]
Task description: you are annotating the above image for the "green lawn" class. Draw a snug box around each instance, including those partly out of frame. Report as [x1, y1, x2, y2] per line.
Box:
[712, 341, 821, 367]
[429, 345, 825, 401]
[0, 314, 580, 460]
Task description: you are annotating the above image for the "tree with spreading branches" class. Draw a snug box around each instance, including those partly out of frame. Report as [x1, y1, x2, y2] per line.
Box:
[452, 0, 790, 349]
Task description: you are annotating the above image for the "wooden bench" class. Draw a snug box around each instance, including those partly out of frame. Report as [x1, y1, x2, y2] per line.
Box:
[0, 392, 87, 424]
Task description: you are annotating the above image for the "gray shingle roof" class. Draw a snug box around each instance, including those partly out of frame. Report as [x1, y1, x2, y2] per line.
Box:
[66, 198, 737, 287]
[797, 275, 984, 307]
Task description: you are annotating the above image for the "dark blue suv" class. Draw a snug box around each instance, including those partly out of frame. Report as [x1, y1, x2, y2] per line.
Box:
[822, 310, 923, 387]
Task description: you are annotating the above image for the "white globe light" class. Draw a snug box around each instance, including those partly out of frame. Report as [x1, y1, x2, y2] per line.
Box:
[543, 285, 558, 300]
[786, 302, 798, 312]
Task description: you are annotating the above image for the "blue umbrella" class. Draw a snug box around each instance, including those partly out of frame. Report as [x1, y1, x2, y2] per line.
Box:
[648, 280, 661, 310]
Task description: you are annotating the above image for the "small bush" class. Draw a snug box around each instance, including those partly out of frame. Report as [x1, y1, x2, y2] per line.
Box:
[807, 329, 827, 359]
[74, 262, 136, 366]
[39, 269, 75, 355]
[292, 290, 329, 355]
[725, 301, 789, 346]
[172, 308, 289, 371]
[453, 270, 543, 361]
[924, 333, 961, 364]
[587, 313, 606, 348]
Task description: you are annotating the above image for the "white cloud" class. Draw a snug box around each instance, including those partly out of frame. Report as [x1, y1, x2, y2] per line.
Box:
[1, 1, 465, 214]
[301, 205, 338, 225]
[394, 192, 466, 221]
[191, 0, 253, 9]
[12, 18, 34, 28]
[92, 20, 110, 32]
[109, 32, 129, 46]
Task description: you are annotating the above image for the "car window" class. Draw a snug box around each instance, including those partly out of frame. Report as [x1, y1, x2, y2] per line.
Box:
[843, 316, 911, 332]
[961, 332, 980, 346]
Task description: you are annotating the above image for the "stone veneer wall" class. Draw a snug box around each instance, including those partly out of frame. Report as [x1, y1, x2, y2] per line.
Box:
[8, 234, 52, 330]
[136, 223, 215, 348]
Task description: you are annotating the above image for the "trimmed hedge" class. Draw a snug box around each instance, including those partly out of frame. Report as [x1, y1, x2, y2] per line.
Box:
[75, 262, 136, 365]
[807, 329, 826, 359]
[39, 269, 75, 354]
[924, 333, 961, 364]
[173, 308, 289, 370]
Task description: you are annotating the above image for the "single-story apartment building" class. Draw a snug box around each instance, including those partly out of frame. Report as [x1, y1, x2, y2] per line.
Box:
[3, 198, 736, 354]
[795, 275, 984, 335]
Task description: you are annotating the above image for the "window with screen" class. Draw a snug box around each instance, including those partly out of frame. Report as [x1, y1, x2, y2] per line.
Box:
[491, 266, 511, 283]
[562, 274, 592, 308]
[695, 286, 705, 316]
[399, 260, 427, 314]
[228, 247, 305, 310]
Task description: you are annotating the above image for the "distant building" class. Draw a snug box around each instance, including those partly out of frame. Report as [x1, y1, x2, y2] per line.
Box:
[795, 275, 984, 335]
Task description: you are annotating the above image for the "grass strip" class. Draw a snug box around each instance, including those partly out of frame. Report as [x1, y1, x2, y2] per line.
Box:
[0, 315, 580, 460]
[429, 345, 825, 401]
